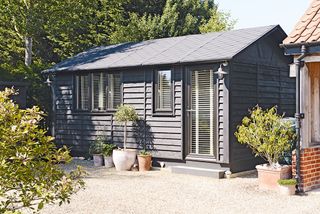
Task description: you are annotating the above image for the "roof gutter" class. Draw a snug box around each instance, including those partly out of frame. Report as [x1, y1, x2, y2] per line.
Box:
[280, 41, 320, 49]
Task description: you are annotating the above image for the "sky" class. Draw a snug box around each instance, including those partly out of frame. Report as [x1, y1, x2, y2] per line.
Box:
[215, 0, 312, 33]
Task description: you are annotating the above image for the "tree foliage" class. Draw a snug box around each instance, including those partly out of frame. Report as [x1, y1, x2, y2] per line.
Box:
[0, 88, 84, 213]
[234, 106, 295, 167]
[110, 0, 235, 43]
[0, 0, 234, 116]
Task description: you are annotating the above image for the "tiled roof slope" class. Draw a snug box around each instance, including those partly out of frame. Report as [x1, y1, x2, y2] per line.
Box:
[43, 25, 280, 73]
[284, 0, 320, 44]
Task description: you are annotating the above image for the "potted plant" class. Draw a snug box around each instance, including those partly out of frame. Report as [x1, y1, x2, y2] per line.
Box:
[138, 150, 152, 171]
[113, 105, 139, 171]
[278, 179, 297, 195]
[89, 137, 105, 167]
[235, 106, 295, 190]
[103, 143, 116, 168]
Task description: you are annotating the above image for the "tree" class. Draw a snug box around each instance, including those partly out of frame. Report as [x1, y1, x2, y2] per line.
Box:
[0, 88, 84, 213]
[110, 0, 235, 43]
[114, 105, 139, 149]
[235, 106, 295, 167]
[0, 0, 125, 122]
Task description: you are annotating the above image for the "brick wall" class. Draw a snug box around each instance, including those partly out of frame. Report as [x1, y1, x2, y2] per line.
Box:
[292, 146, 320, 192]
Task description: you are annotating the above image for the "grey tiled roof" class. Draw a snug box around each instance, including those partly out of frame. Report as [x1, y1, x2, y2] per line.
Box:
[44, 25, 279, 73]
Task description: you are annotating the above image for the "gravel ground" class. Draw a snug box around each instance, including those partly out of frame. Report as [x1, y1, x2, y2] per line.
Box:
[40, 160, 320, 214]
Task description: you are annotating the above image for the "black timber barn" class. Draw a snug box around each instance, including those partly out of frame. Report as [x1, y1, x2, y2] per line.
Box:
[44, 25, 294, 176]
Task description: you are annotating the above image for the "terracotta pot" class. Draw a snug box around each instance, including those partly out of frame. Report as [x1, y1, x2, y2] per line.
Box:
[256, 164, 292, 190]
[104, 155, 114, 168]
[138, 155, 152, 171]
[93, 154, 104, 167]
[113, 149, 137, 171]
[278, 184, 296, 195]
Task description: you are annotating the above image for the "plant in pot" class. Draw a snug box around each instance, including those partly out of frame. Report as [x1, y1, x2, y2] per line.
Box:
[138, 150, 152, 171]
[235, 106, 295, 190]
[103, 143, 116, 168]
[113, 105, 139, 171]
[278, 179, 297, 195]
[89, 137, 105, 167]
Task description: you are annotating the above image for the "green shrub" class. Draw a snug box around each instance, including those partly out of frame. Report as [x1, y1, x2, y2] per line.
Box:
[139, 150, 151, 156]
[0, 88, 84, 213]
[103, 143, 116, 156]
[114, 105, 139, 149]
[89, 136, 106, 155]
[278, 179, 297, 186]
[234, 106, 295, 167]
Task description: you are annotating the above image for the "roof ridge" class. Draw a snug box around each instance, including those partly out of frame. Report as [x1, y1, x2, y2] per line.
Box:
[139, 36, 188, 65]
[177, 32, 224, 63]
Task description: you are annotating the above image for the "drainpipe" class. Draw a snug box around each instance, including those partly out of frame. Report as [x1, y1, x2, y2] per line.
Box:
[295, 45, 307, 193]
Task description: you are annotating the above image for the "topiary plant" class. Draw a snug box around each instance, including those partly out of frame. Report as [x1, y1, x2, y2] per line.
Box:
[114, 105, 139, 150]
[0, 88, 84, 213]
[235, 106, 295, 167]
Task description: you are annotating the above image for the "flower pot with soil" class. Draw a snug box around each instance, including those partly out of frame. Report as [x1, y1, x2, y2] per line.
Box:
[89, 138, 105, 167]
[278, 179, 297, 195]
[112, 105, 139, 171]
[103, 143, 116, 168]
[138, 150, 152, 171]
[235, 106, 295, 190]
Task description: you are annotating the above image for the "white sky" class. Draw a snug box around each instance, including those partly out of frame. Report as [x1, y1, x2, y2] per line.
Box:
[215, 0, 312, 33]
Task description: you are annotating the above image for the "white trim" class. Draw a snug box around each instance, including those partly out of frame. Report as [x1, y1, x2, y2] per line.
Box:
[295, 55, 320, 63]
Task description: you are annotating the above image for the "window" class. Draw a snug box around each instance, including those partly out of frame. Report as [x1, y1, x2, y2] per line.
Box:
[107, 73, 121, 109]
[76, 74, 90, 110]
[154, 70, 172, 112]
[75, 72, 121, 111]
[92, 73, 107, 110]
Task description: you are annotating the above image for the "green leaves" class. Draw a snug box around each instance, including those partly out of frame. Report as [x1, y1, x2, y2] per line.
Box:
[109, 0, 235, 44]
[115, 105, 139, 123]
[235, 106, 295, 166]
[0, 88, 84, 213]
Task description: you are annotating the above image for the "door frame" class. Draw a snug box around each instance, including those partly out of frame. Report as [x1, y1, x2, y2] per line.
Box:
[183, 65, 219, 162]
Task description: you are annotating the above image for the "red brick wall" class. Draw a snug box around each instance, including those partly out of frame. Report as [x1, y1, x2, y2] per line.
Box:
[292, 146, 320, 192]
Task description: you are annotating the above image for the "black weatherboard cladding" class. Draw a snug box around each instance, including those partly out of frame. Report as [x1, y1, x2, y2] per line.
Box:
[50, 25, 294, 172]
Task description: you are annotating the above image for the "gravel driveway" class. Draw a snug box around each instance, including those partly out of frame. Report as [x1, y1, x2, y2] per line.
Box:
[41, 160, 320, 214]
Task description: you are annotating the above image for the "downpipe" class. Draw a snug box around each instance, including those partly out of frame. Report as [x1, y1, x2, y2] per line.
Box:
[295, 45, 307, 193]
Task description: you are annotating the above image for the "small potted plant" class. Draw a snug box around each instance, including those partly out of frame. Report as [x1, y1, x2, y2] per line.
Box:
[138, 150, 152, 171]
[278, 179, 297, 195]
[235, 106, 295, 190]
[103, 143, 116, 168]
[89, 137, 105, 167]
[113, 105, 139, 171]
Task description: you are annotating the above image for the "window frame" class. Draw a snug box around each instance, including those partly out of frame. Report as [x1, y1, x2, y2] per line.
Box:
[73, 71, 123, 113]
[153, 68, 174, 116]
[74, 73, 91, 112]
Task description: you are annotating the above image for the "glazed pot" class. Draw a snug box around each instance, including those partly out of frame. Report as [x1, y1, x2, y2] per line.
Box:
[113, 149, 137, 171]
[104, 155, 114, 168]
[138, 155, 152, 171]
[278, 184, 296, 195]
[93, 154, 104, 167]
[256, 164, 292, 190]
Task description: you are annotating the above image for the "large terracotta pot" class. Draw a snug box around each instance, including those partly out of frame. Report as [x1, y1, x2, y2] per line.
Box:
[113, 149, 137, 171]
[93, 154, 104, 167]
[138, 155, 152, 171]
[256, 164, 292, 190]
[104, 155, 114, 168]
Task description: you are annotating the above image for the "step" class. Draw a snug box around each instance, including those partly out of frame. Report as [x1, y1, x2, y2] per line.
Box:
[171, 166, 225, 179]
